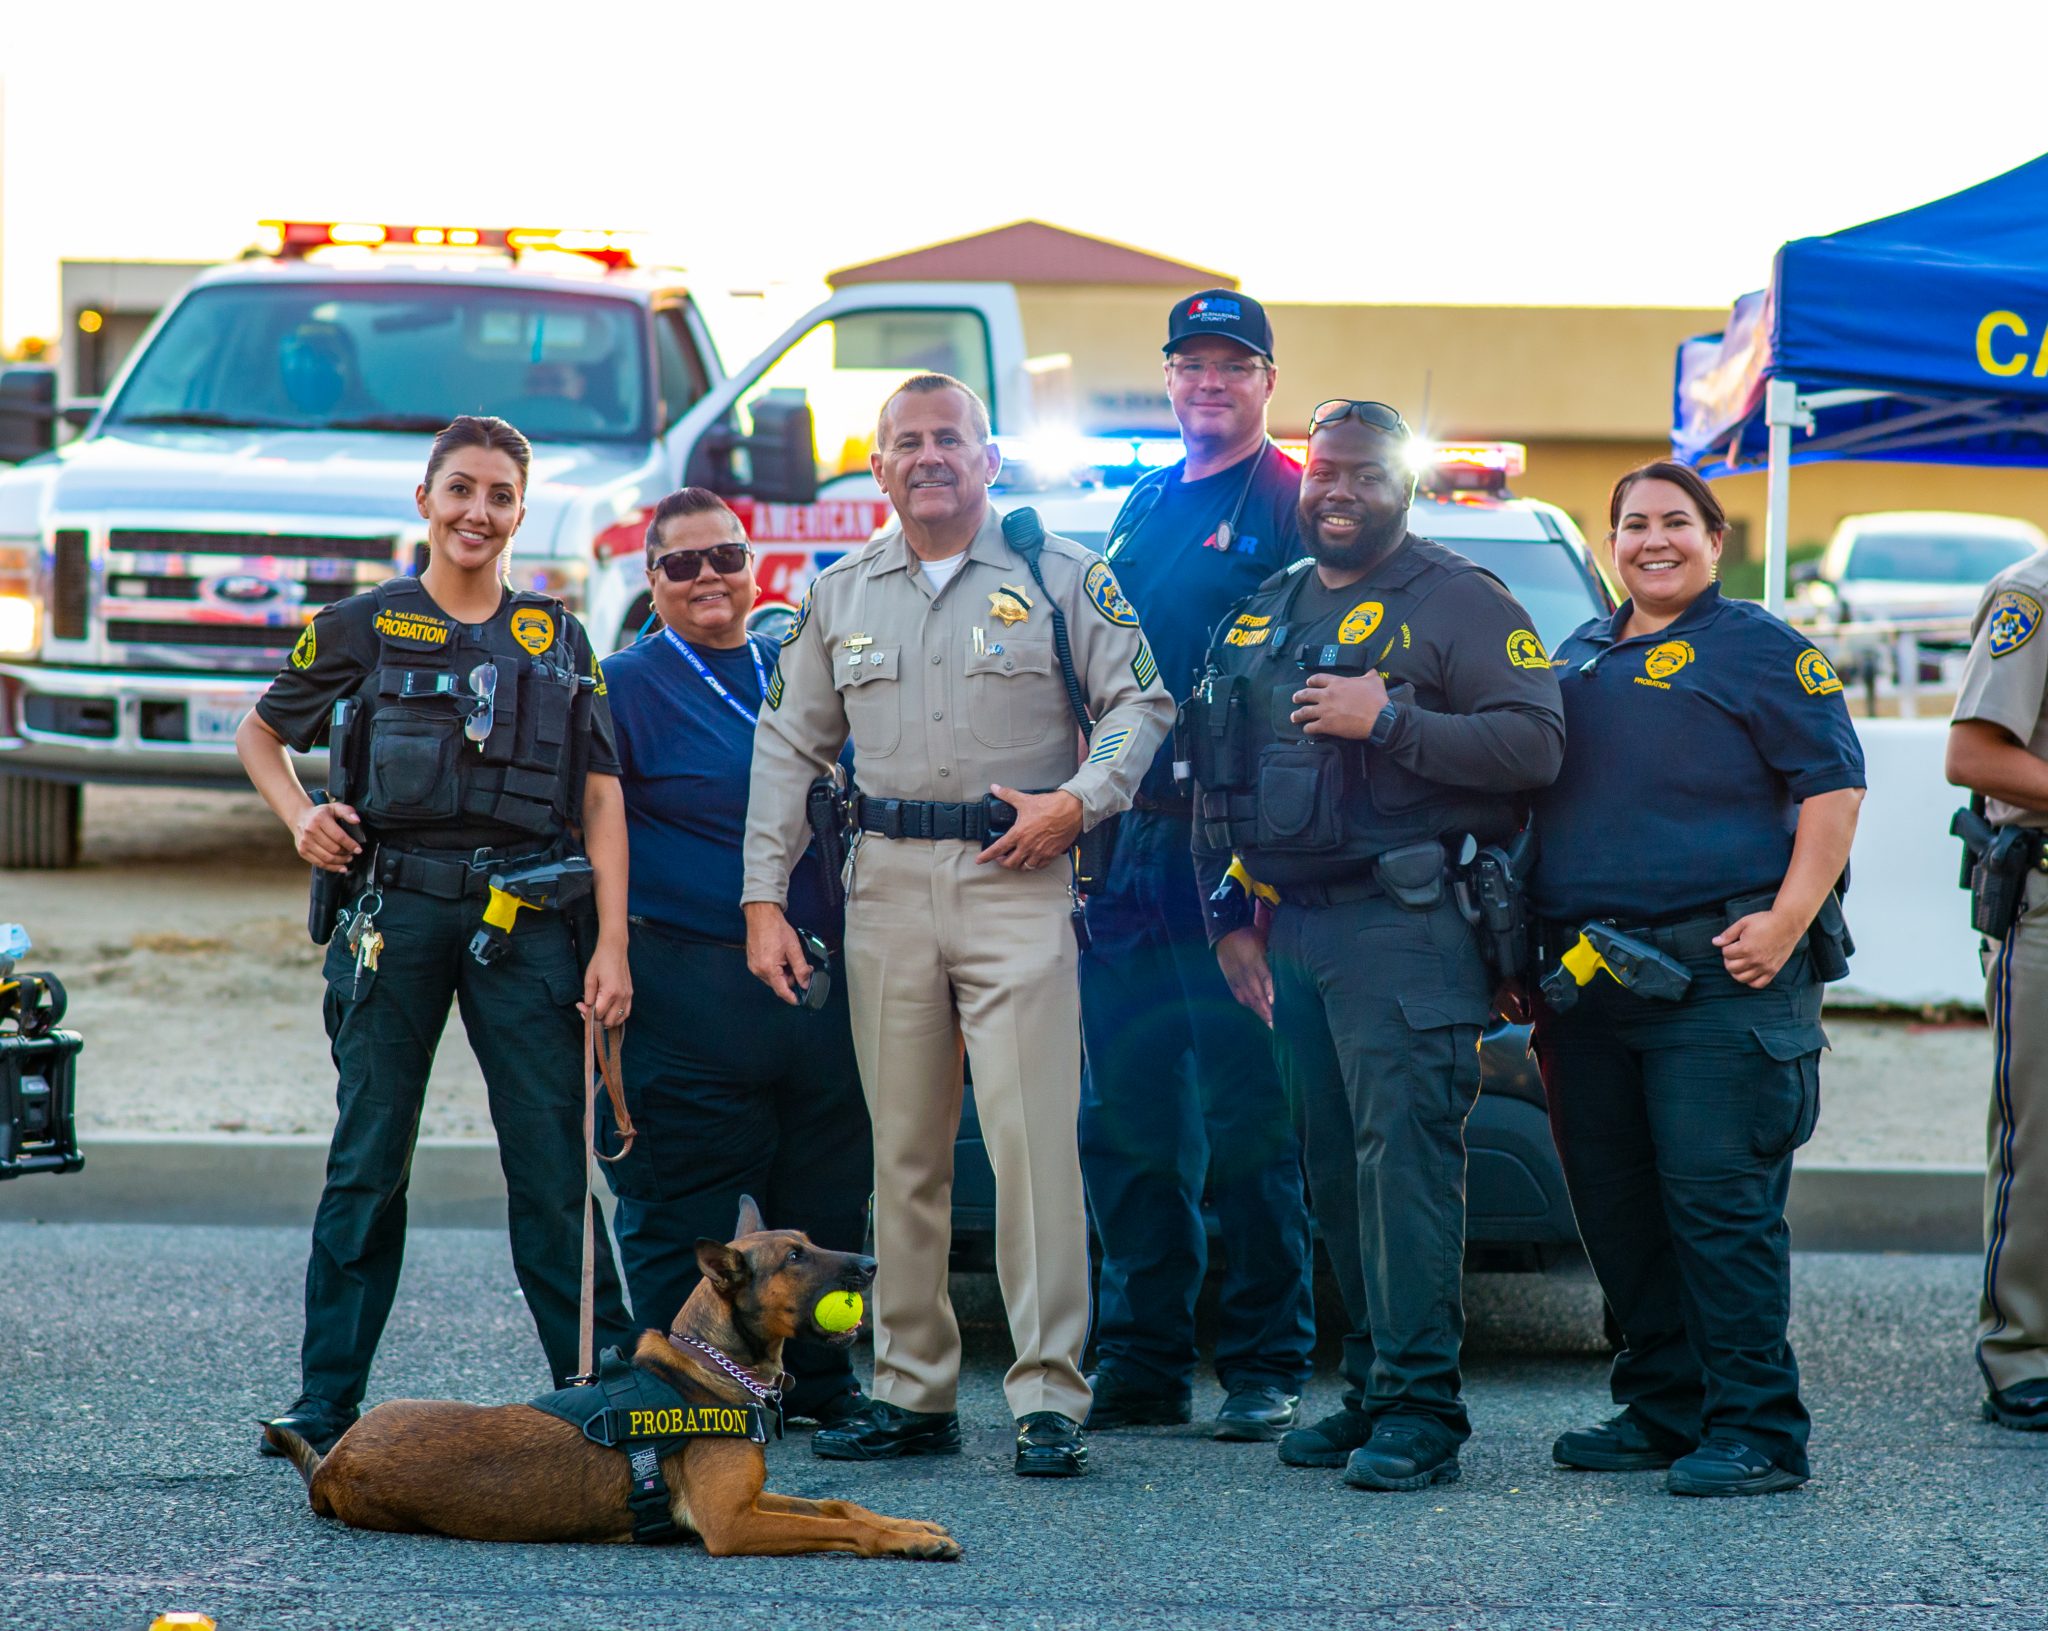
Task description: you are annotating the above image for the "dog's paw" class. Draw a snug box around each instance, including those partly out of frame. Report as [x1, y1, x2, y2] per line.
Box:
[902, 1530, 962, 1562]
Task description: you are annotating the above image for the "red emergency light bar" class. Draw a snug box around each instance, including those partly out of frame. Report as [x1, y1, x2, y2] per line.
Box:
[1415, 442, 1526, 494]
[258, 221, 637, 270]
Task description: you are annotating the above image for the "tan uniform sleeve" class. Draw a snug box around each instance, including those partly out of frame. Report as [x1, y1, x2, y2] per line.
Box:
[1051, 547, 1176, 828]
[742, 586, 849, 908]
[1953, 572, 2048, 742]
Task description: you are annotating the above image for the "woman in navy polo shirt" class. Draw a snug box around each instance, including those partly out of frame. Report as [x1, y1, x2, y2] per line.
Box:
[598, 488, 872, 1427]
[1526, 461, 1865, 1498]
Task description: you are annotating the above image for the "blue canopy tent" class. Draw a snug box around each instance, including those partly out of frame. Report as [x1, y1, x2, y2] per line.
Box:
[1673, 152, 2048, 610]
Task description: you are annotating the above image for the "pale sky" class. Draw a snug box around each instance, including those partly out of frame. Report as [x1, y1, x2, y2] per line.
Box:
[6, 0, 2047, 354]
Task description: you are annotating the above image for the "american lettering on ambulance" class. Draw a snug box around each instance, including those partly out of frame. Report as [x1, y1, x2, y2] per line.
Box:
[731, 498, 895, 544]
[753, 549, 848, 609]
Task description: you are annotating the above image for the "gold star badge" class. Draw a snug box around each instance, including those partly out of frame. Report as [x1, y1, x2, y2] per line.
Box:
[989, 586, 1032, 626]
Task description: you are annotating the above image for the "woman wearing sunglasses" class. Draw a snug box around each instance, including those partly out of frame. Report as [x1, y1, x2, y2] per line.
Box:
[594, 487, 874, 1427]
[1524, 461, 1865, 1497]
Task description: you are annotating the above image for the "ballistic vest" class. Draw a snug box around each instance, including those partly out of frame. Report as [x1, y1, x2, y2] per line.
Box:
[1186, 537, 1521, 887]
[349, 578, 587, 839]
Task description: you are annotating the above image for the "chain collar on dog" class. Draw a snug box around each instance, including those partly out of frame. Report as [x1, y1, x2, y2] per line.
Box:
[668, 1331, 783, 1404]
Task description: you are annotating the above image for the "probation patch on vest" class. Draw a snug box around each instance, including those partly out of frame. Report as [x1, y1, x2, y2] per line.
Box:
[1987, 589, 2043, 657]
[1084, 560, 1138, 627]
[1225, 612, 1272, 648]
[1644, 639, 1694, 680]
[1337, 602, 1384, 645]
[372, 609, 451, 647]
[510, 606, 556, 656]
[1506, 628, 1550, 670]
[289, 623, 317, 670]
[1796, 648, 1844, 695]
[1132, 641, 1158, 689]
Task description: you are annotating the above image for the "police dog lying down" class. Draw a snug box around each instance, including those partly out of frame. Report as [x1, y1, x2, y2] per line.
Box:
[264, 1199, 961, 1559]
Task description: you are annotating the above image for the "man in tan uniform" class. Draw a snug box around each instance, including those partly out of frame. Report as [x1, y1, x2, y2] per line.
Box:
[742, 372, 1173, 1477]
[1947, 548, 2048, 1431]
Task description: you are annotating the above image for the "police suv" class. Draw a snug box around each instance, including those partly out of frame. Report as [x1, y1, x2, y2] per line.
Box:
[945, 443, 1614, 1277]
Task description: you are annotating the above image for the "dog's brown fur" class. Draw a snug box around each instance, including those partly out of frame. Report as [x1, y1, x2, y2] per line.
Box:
[265, 1198, 960, 1560]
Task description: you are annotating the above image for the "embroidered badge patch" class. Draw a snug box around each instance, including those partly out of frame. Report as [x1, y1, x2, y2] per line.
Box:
[1987, 589, 2043, 657]
[1506, 628, 1550, 670]
[589, 651, 606, 697]
[510, 606, 556, 656]
[1338, 602, 1384, 645]
[783, 590, 812, 647]
[1796, 648, 1843, 695]
[1084, 560, 1139, 626]
[289, 623, 317, 670]
[1644, 639, 1694, 680]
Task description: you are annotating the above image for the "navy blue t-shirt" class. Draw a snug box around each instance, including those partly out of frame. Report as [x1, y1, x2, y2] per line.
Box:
[1103, 441, 1301, 801]
[1527, 584, 1866, 923]
[602, 631, 841, 946]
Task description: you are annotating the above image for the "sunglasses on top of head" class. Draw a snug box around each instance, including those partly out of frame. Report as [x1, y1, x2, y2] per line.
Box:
[1309, 400, 1411, 437]
[652, 542, 751, 582]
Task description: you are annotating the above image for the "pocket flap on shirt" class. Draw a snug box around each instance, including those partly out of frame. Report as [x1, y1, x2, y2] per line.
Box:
[963, 643, 1052, 678]
[1751, 1021, 1829, 1063]
[1398, 993, 1493, 1033]
[835, 646, 899, 688]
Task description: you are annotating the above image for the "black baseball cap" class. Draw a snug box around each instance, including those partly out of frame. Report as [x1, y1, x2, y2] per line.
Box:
[1164, 289, 1274, 360]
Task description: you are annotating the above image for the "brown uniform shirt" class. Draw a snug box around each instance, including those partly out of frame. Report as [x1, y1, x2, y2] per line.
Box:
[742, 506, 1175, 905]
[1953, 549, 2048, 830]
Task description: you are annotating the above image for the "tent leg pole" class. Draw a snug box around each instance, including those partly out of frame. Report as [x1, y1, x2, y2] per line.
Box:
[1763, 379, 1800, 617]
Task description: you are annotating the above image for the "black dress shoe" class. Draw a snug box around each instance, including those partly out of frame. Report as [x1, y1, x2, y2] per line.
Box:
[1083, 1370, 1191, 1430]
[257, 1397, 358, 1459]
[1015, 1411, 1088, 1477]
[1983, 1377, 2048, 1431]
[812, 1399, 961, 1461]
[1553, 1412, 1693, 1471]
[788, 1387, 870, 1430]
[1214, 1385, 1301, 1442]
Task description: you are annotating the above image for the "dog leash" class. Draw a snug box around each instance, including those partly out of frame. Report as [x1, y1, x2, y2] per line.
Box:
[577, 1014, 635, 1384]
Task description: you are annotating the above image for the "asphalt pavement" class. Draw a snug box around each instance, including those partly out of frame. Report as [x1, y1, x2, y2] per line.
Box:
[4, 1222, 2045, 1630]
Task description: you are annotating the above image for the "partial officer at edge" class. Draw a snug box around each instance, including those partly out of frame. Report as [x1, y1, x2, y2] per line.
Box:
[741, 372, 1173, 1478]
[1079, 287, 1316, 1443]
[1946, 542, 2048, 1433]
[236, 414, 634, 1455]
[1188, 399, 1564, 1494]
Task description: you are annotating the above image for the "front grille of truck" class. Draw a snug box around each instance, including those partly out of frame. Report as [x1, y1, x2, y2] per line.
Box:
[51, 531, 89, 639]
[104, 574, 356, 607]
[105, 621, 299, 651]
[108, 529, 398, 563]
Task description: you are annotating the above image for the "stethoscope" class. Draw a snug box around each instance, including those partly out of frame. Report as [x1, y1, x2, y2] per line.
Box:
[1105, 438, 1269, 562]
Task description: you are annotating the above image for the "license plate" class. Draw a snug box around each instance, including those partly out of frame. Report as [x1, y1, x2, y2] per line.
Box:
[189, 703, 248, 743]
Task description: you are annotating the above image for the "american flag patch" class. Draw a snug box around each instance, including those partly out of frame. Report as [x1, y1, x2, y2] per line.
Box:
[1087, 728, 1131, 766]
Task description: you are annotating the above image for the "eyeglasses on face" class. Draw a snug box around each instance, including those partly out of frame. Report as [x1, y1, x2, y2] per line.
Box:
[651, 542, 751, 582]
[1167, 357, 1268, 383]
[1309, 399, 1411, 437]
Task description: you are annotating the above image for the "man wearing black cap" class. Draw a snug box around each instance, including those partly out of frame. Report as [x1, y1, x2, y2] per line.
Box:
[1078, 289, 1317, 1442]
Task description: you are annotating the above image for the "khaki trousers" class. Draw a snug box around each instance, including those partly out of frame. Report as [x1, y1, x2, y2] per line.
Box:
[843, 835, 1093, 1421]
[1980, 867, 2048, 1391]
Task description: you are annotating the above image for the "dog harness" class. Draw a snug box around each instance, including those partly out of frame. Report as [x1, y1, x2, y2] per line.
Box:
[528, 1346, 778, 1543]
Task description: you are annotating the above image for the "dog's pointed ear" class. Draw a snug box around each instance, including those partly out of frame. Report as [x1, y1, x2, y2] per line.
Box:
[695, 1237, 750, 1294]
[734, 1194, 767, 1238]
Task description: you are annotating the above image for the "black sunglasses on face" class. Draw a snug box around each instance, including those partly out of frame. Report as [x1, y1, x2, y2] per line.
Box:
[1310, 399, 1411, 437]
[652, 542, 751, 582]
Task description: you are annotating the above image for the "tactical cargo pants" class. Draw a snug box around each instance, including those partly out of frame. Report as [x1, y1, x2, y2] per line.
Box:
[1980, 867, 2048, 1393]
[304, 883, 631, 1408]
[1268, 888, 1492, 1444]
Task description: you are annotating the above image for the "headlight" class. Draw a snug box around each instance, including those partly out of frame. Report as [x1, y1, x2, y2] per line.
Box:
[0, 541, 41, 656]
[505, 556, 589, 613]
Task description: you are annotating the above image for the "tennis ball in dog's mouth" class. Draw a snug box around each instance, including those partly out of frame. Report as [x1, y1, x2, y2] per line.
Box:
[814, 1290, 864, 1333]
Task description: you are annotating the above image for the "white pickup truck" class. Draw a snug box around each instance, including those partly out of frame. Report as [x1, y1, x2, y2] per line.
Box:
[0, 221, 1040, 865]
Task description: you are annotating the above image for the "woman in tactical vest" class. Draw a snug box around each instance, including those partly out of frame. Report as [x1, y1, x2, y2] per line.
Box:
[236, 414, 634, 1456]
[1524, 460, 1865, 1498]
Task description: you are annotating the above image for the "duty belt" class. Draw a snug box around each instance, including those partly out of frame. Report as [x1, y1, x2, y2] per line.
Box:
[851, 793, 1010, 844]
[372, 841, 559, 901]
[1533, 890, 1778, 966]
[1273, 875, 1384, 909]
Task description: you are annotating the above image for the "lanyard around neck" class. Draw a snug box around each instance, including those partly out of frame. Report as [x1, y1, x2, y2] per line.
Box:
[662, 626, 768, 726]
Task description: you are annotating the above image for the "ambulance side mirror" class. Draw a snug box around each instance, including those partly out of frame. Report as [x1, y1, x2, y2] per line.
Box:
[688, 389, 818, 506]
[0, 367, 58, 466]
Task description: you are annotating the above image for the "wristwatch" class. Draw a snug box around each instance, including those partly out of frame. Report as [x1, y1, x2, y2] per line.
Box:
[1367, 702, 1402, 748]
